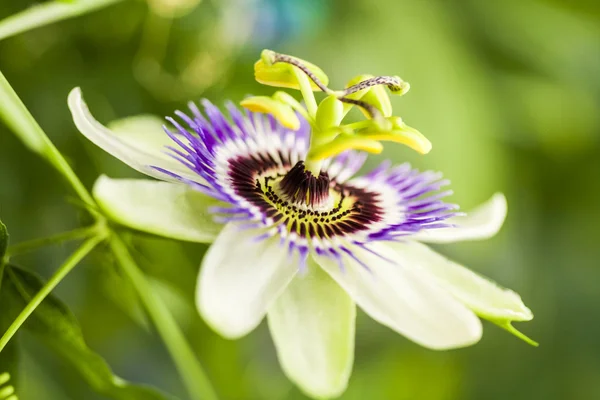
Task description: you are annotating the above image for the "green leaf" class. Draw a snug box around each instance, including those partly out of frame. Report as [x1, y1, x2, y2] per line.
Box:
[1, 264, 177, 400]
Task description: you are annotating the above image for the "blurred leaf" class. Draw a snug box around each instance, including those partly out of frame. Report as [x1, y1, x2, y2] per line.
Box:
[147, 0, 202, 18]
[0, 219, 7, 262]
[99, 258, 150, 330]
[0, 0, 125, 42]
[1, 264, 176, 400]
[149, 278, 195, 329]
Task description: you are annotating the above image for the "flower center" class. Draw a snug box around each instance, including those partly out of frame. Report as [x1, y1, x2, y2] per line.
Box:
[279, 161, 330, 208]
[226, 154, 383, 240]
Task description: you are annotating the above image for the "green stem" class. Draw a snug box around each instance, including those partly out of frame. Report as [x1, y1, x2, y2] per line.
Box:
[6, 225, 100, 258]
[109, 233, 219, 400]
[0, 0, 124, 42]
[0, 235, 103, 353]
[0, 70, 97, 212]
[292, 67, 318, 118]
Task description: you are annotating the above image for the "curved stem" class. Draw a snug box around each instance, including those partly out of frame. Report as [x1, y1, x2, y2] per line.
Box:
[109, 233, 219, 400]
[0, 235, 103, 352]
[0, 70, 98, 213]
[6, 225, 99, 258]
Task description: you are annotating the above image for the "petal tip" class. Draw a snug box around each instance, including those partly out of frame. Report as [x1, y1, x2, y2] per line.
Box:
[195, 292, 253, 340]
[424, 316, 483, 350]
[67, 87, 83, 111]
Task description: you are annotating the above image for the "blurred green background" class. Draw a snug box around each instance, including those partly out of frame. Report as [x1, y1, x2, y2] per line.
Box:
[1, 0, 600, 399]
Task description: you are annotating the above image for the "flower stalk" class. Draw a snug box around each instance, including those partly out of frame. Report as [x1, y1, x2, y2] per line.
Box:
[0, 70, 98, 211]
[108, 234, 219, 400]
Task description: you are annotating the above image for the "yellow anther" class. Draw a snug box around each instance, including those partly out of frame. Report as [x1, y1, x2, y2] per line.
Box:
[359, 119, 432, 154]
[308, 133, 383, 161]
[240, 96, 300, 130]
[254, 56, 329, 91]
[388, 78, 410, 95]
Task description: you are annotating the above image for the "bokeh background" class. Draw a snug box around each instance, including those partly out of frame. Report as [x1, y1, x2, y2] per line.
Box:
[1, 0, 600, 399]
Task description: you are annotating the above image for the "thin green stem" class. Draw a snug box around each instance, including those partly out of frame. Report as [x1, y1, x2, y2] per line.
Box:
[0, 235, 103, 353]
[0, 70, 98, 212]
[109, 233, 219, 400]
[6, 225, 99, 258]
[292, 67, 318, 118]
[0, 0, 124, 42]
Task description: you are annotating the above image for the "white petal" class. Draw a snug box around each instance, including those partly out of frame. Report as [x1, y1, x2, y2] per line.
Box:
[68, 87, 195, 181]
[197, 224, 297, 338]
[93, 176, 222, 243]
[388, 241, 533, 322]
[314, 243, 482, 350]
[107, 114, 174, 157]
[412, 193, 507, 243]
[268, 262, 355, 399]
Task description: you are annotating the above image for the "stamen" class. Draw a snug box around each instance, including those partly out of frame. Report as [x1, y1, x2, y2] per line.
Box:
[279, 161, 330, 207]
